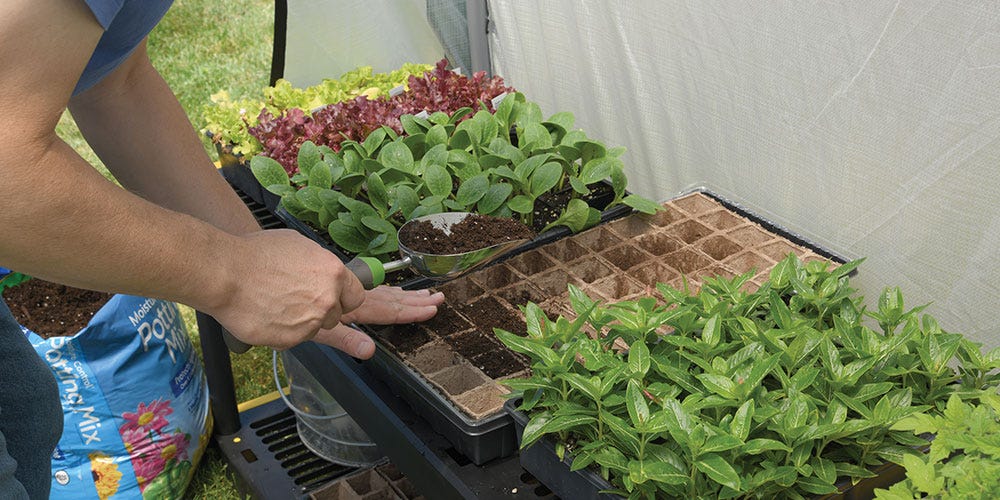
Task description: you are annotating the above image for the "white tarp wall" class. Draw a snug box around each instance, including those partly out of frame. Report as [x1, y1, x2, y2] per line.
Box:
[488, 1, 1000, 349]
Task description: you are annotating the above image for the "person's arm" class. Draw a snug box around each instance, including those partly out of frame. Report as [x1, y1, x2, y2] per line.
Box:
[0, 1, 390, 356]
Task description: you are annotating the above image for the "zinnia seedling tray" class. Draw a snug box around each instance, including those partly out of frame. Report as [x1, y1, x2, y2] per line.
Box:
[272, 180, 633, 288]
[359, 189, 845, 467]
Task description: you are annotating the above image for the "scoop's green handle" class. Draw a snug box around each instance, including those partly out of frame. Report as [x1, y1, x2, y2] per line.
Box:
[345, 256, 387, 290]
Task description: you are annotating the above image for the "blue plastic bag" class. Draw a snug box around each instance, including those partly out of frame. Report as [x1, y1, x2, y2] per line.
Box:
[24, 294, 211, 499]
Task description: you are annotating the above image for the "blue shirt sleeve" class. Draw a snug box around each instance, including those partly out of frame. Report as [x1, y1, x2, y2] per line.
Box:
[73, 0, 174, 96]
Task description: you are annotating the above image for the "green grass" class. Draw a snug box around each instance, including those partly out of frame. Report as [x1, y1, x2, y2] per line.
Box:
[57, 2, 276, 498]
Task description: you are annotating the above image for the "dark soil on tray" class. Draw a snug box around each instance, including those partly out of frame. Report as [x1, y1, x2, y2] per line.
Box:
[2, 278, 113, 338]
[399, 214, 535, 255]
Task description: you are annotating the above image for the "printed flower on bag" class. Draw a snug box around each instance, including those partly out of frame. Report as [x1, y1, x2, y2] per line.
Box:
[118, 399, 190, 493]
[121, 399, 173, 434]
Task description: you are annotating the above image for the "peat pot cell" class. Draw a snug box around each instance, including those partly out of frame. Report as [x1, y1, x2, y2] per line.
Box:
[405, 341, 465, 375]
[757, 240, 805, 262]
[628, 262, 680, 289]
[377, 464, 421, 500]
[418, 303, 473, 337]
[469, 263, 523, 289]
[456, 295, 525, 336]
[374, 325, 434, 355]
[495, 281, 548, 308]
[529, 269, 581, 298]
[564, 258, 614, 284]
[697, 235, 744, 261]
[310, 469, 398, 500]
[606, 214, 655, 239]
[570, 226, 621, 250]
[587, 274, 645, 301]
[435, 278, 486, 302]
[724, 251, 775, 278]
[600, 244, 649, 272]
[698, 209, 746, 230]
[671, 219, 714, 244]
[646, 206, 685, 227]
[470, 348, 529, 379]
[505, 251, 557, 276]
[445, 329, 505, 359]
[452, 383, 508, 420]
[671, 192, 721, 216]
[428, 363, 492, 397]
[540, 237, 590, 262]
[663, 247, 714, 275]
[725, 225, 776, 247]
[633, 232, 684, 257]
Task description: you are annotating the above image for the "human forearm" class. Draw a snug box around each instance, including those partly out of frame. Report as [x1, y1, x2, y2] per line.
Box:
[68, 41, 259, 236]
[0, 137, 237, 311]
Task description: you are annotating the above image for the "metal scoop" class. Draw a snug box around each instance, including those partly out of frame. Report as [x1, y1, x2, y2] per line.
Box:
[345, 212, 530, 289]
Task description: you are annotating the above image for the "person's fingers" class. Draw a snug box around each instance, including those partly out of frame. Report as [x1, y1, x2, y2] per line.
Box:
[319, 264, 367, 330]
[341, 288, 445, 325]
[312, 324, 376, 359]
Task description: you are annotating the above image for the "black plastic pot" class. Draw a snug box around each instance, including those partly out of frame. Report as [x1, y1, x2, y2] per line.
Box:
[505, 398, 621, 500]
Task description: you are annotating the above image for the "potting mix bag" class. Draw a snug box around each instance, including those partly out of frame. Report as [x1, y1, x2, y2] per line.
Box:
[22, 294, 211, 499]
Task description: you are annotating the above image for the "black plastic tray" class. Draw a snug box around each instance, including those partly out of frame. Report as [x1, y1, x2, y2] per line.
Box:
[219, 162, 281, 212]
[273, 181, 634, 289]
[363, 335, 517, 466]
[506, 398, 620, 500]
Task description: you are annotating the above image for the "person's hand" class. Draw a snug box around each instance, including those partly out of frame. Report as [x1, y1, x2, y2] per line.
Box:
[314, 286, 445, 359]
[205, 229, 367, 353]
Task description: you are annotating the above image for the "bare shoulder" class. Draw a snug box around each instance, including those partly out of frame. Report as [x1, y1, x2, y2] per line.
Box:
[0, 0, 104, 134]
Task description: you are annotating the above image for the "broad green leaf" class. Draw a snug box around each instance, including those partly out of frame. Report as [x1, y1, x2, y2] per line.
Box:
[541, 198, 591, 233]
[308, 159, 332, 189]
[377, 140, 415, 172]
[508, 195, 535, 214]
[390, 185, 420, 219]
[742, 438, 791, 455]
[529, 162, 563, 197]
[629, 460, 688, 486]
[601, 410, 642, 458]
[362, 127, 388, 156]
[360, 215, 395, 234]
[513, 155, 549, 183]
[625, 379, 650, 427]
[702, 435, 743, 454]
[494, 329, 560, 367]
[731, 400, 754, 442]
[628, 338, 651, 376]
[520, 413, 551, 449]
[697, 373, 737, 400]
[455, 174, 489, 207]
[422, 164, 453, 197]
[560, 373, 602, 403]
[296, 141, 321, 177]
[366, 172, 388, 216]
[623, 194, 662, 215]
[546, 111, 575, 131]
[701, 314, 722, 347]
[477, 182, 513, 215]
[811, 457, 837, 484]
[796, 475, 838, 495]
[695, 454, 741, 491]
[580, 156, 621, 185]
[250, 155, 290, 190]
[327, 220, 370, 254]
[577, 140, 607, 165]
[520, 122, 553, 150]
[294, 186, 323, 212]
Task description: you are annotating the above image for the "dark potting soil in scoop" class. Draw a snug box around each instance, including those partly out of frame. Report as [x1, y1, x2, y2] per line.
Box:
[2, 278, 113, 338]
[398, 214, 535, 255]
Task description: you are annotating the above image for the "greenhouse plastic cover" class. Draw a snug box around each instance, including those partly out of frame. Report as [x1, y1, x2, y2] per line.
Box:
[486, 1, 1000, 350]
[282, 1, 1000, 350]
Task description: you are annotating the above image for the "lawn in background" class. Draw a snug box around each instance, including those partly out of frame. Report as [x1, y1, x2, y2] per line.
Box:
[57, 1, 275, 498]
